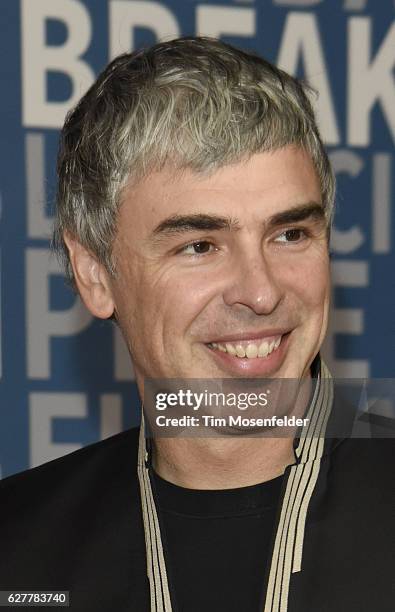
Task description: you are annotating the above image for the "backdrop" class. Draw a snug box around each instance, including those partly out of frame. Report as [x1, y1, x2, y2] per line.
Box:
[0, 0, 394, 478]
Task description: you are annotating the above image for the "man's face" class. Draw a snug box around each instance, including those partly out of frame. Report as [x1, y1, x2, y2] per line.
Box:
[109, 146, 331, 388]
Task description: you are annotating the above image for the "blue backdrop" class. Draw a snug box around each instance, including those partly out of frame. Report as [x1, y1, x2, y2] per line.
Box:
[0, 0, 394, 478]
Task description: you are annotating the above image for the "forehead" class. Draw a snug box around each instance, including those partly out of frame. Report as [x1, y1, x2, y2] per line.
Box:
[118, 146, 322, 233]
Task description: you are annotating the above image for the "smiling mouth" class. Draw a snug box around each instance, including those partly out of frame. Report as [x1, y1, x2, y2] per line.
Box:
[207, 333, 290, 359]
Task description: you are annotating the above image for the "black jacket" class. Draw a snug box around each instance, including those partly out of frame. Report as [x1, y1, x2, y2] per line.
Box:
[0, 428, 394, 611]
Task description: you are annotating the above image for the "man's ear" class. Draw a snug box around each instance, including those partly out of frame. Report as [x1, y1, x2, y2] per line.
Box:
[63, 232, 115, 319]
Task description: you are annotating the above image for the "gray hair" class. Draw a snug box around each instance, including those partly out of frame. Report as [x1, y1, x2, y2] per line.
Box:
[53, 36, 335, 284]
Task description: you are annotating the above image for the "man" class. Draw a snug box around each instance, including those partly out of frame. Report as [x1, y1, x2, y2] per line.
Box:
[0, 37, 393, 612]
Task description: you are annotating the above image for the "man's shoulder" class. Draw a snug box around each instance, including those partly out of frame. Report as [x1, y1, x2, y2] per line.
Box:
[331, 436, 394, 471]
[324, 437, 394, 512]
[0, 427, 141, 514]
[327, 389, 394, 482]
[0, 427, 149, 598]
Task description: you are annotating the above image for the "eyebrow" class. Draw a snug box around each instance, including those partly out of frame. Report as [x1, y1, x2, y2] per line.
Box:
[152, 213, 240, 237]
[151, 202, 325, 239]
[268, 202, 325, 227]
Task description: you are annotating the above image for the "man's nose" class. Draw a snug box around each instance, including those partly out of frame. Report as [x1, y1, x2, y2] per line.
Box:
[222, 250, 284, 316]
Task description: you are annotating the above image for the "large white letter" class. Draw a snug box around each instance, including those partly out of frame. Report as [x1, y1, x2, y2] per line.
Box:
[348, 18, 395, 146]
[110, 0, 179, 58]
[196, 6, 255, 39]
[322, 261, 370, 378]
[329, 150, 365, 254]
[277, 12, 340, 145]
[29, 392, 87, 467]
[25, 133, 52, 239]
[372, 153, 391, 254]
[26, 249, 93, 379]
[21, 0, 94, 128]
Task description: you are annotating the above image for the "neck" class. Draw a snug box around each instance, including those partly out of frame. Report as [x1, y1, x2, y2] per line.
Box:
[150, 372, 313, 489]
[152, 436, 295, 489]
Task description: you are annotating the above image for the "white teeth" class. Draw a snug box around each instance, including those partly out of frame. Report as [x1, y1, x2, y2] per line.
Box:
[235, 345, 246, 358]
[245, 344, 258, 359]
[225, 343, 237, 355]
[210, 335, 283, 359]
[258, 341, 269, 357]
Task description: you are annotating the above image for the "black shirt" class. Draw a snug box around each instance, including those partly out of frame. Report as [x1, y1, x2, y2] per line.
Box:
[152, 470, 285, 612]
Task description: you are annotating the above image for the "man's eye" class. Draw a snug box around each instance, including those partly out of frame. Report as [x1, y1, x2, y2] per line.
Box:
[180, 241, 215, 256]
[274, 228, 308, 243]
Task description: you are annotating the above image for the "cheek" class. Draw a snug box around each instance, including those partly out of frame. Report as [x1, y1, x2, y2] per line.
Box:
[156, 273, 218, 341]
[308, 256, 331, 310]
[116, 261, 218, 348]
[280, 248, 330, 308]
